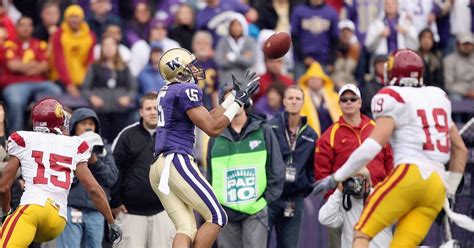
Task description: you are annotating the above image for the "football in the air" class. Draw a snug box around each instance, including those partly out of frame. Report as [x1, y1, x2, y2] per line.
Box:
[263, 32, 292, 59]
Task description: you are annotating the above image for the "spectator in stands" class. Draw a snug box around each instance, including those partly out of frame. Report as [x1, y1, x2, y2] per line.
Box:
[450, 0, 473, 49]
[299, 62, 341, 136]
[57, 108, 118, 248]
[254, 83, 286, 120]
[169, 4, 195, 51]
[418, 28, 445, 90]
[137, 42, 165, 101]
[196, 0, 256, 46]
[365, 0, 418, 62]
[82, 35, 137, 142]
[352, 0, 383, 43]
[256, 0, 292, 32]
[86, 0, 122, 41]
[33, 1, 60, 42]
[206, 89, 285, 248]
[444, 32, 474, 100]
[128, 18, 180, 77]
[315, 84, 393, 248]
[125, 2, 151, 47]
[326, 0, 358, 22]
[153, 0, 182, 26]
[111, 93, 175, 248]
[291, 0, 339, 79]
[191, 30, 219, 166]
[398, 0, 438, 38]
[267, 86, 317, 248]
[192, 30, 219, 110]
[51, 4, 96, 97]
[331, 19, 360, 88]
[360, 55, 387, 118]
[93, 24, 131, 63]
[149, 19, 180, 52]
[1, 16, 61, 132]
[318, 168, 392, 248]
[430, 0, 452, 54]
[254, 58, 293, 102]
[0, 2, 16, 41]
[215, 16, 257, 89]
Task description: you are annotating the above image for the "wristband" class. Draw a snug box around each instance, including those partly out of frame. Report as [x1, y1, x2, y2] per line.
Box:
[223, 102, 241, 122]
[221, 94, 235, 109]
[447, 172, 463, 196]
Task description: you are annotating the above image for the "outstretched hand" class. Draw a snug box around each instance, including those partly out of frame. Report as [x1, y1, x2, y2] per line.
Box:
[310, 175, 338, 196]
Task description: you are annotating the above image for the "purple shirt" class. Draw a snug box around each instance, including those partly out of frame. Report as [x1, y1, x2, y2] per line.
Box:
[155, 83, 203, 156]
[197, 59, 219, 110]
[291, 3, 339, 64]
[386, 16, 398, 53]
[432, 2, 451, 50]
[196, 2, 250, 46]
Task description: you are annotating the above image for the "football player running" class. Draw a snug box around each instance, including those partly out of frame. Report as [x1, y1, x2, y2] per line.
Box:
[0, 98, 122, 247]
[149, 48, 259, 248]
[312, 49, 470, 247]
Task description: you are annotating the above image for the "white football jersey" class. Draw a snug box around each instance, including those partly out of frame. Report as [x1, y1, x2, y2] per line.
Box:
[8, 131, 91, 218]
[371, 86, 451, 175]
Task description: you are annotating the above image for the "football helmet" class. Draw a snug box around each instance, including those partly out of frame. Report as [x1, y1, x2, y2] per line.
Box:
[31, 98, 66, 134]
[385, 49, 424, 87]
[158, 48, 205, 84]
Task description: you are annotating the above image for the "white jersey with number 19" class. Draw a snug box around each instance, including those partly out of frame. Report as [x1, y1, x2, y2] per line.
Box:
[7, 131, 91, 219]
[371, 86, 452, 179]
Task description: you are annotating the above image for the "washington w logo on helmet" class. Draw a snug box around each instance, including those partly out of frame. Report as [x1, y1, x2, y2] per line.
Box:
[166, 57, 181, 71]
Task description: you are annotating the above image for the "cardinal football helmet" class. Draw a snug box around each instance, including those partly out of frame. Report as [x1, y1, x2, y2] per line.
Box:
[385, 49, 424, 87]
[31, 98, 66, 134]
[158, 48, 205, 84]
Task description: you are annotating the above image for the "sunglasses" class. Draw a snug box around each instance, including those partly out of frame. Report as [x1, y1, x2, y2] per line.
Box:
[340, 96, 359, 103]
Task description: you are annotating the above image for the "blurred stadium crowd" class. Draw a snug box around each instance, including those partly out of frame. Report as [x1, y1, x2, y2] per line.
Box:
[0, 0, 473, 247]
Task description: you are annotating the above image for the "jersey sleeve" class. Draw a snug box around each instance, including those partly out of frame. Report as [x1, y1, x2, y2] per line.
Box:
[179, 83, 203, 111]
[74, 137, 91, 169]
[7, 131, 28, 160]
[371, 87, 408, 126]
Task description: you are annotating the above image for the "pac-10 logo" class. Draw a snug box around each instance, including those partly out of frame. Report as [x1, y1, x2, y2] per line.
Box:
[166, 57, 181, 71]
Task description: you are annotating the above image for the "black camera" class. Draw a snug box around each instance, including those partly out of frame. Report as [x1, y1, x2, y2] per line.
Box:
[342, 176, 367, 199]
[92, 145, 105, 155]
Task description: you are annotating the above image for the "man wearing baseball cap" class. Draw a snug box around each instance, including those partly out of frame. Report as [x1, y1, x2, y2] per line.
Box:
[443, 32, 474, 100]
[314, 83, 394, 248]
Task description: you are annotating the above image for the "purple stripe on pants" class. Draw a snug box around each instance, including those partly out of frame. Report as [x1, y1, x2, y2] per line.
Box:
[173, 155, 227, 226]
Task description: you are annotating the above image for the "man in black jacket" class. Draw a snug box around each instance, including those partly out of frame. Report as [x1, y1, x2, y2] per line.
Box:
[268, 86, 318, 248]
[56, 107, 119, 248]
[110, 92, 175, 247]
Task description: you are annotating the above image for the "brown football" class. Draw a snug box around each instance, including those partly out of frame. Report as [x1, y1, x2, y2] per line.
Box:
[263, 32, 292, 59]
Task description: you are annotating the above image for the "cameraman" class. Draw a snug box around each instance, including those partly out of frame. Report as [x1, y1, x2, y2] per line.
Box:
[314, 84, 393, 248]
[57, 108, 119, 248]
[318, 168, 392, 247]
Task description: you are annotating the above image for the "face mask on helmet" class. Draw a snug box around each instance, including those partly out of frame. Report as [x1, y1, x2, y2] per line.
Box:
[186, 59, 206, 82]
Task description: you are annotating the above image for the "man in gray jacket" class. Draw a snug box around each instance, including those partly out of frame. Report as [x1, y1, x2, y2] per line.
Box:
[57, 108, 119, 248]
[443, 33, 474, 100]
[206, 89, 285, 248]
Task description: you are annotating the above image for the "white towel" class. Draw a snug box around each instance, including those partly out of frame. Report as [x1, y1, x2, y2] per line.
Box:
[158, 153, 175, 195]
[443, 198, 474, 232]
